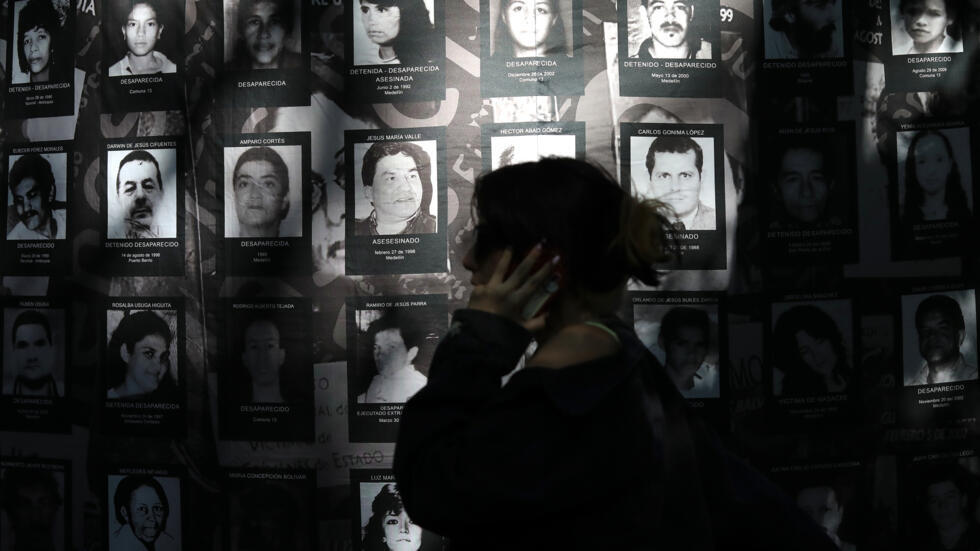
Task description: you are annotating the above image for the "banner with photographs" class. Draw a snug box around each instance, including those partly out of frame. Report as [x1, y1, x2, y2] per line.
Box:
[882, 0, 973, 91]
[345, 0, 446, 102]
[100, 0, 183, 112]
[621, 122, 726, 270]
[757, 0, 852, 95]
[101, 298, 185, 437]
[105, 465, 183, 551]
[220, 132, 312, 275]
[899, 450, 980, 551]
[350, 469, 444, 551]
[223, 468, 315, 551]
[219, 298, 314, 442]
[617, 0, 722, 97]
[630, 291, 727, 428]
[219, 0, 311, 107]
[344, 127, 448, 276]
[480, 121, 585, 172]
[480, 0, 585, 98]
[769, 460, 865, 550]
[347, 294, 447, 443]
[897, 285, 980, 427]
[100, 136, 186, 276]
[762, 122, 858, 264]
[0, 457, 71, 551]
[889, 121, 976, 260]
[3, 0, 75, 119]
[1, 297, 69, 432]
[767, 293, 858, 426]
[2, 141, 72, 274]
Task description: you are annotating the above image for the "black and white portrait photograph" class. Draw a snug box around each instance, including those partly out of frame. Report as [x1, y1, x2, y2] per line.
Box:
[900, 289, 978, 387]
[6, 152, 68, 241]
[489, 134, 576, 170]
[219, 299, 313, 442]
[107, 471, 181, 551]
[352, 0, 437, 66]
[105, 307, 180, 402]
[762, 0, 844, 59]
[223, 145, 304, 239]
[8, 0, 70, 83]
[625, 0, 714, 60]
[480, 0, 584, 97]
[764, 124, 858, 263]
[4, 0, 75, 118]
[345, 129, 447, 276]
[629, 134, 717, 231]
[897, 127, 973, 226]
[225, 469, 314, 551]
[617, 0, 720, 96]
[770, 462, 863, 551]
[0, 459, 69, 551]
[2, 306, 66, 397]
[106, 148, 178, 240]
[348, 295, 445, 443]
[771, 298, 853, 397]
[223, 0, 303, 70]
[356, 482, 442, 551]
[352, 140, 437, 237]
[633, 301, 721, 399]
[901, 453, 980, 551]
[890, 0, 963, 55]
[105, 0, 179, 76]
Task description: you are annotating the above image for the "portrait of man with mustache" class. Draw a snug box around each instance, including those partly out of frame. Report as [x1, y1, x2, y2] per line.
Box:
[6, 153, 66, 240]
[631, 0, 712, 60]
[766, 0, 843, 59]
[109, 149, 173, 239]
[638, 135, 716, 231]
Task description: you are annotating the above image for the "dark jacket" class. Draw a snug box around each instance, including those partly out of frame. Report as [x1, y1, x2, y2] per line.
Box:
[394, 309, 837, 550]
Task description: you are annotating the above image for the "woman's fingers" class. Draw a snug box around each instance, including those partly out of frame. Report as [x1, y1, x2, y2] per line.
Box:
[487, 248, 513, 286]
[513, 254, 558, 302]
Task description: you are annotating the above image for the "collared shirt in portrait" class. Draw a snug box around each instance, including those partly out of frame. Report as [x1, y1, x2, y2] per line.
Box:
[6, 208, 67, 240]
[634, 37, 712, 60]
[108, 51, 178, 77]
[357, 365, 427, 403]
[906, 354, 978, 386]
[354, 209, 436, 236]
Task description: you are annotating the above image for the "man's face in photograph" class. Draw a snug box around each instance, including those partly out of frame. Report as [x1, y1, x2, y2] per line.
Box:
[242, 320, 285, 387]
[645, 149, 703, 218]
[927, 480, 966, 531]
[916, 306, 964, 365]
[661, 323, 708, 384]
[123, 3, 162, 57]
[372, 327, 417, 376]
[124, 484, 165, 544]
[789, 0, 837, 52]
[646, 0, 692, 48]
[11, 176, 52, 232]
[243, 1, 287, 67]
[117, 158, 163, 232]
[234, 158, 288, 233]
[777, 147, 830, 224]
[8, 481, 59, 542]
[12, 322, 55, 382]
[360, 0, 400, 47]
[366, 152, 424, 220]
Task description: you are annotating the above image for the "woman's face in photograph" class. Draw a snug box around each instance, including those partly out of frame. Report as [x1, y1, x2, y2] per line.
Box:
[123, 3, 161, 57]
[122, 333, 169, 394]
[902, 0, 951, 49]
[382, 510, 422, 551]
[913, 134, 953, 196]
[794, 330, 837, 377]
[22, 25, 52, 76]
[360, 1, 401, 46]
[502, 0, 557, 51]
[243, 0, 287, 68]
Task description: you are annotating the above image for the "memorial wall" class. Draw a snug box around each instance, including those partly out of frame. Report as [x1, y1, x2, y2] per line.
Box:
[1, 0, 978, 548]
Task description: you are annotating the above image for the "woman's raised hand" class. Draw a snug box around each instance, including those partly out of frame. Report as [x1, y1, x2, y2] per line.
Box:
[467, 245, 557, 332]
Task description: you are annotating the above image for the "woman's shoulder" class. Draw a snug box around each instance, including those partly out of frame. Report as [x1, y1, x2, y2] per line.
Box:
[526, 323, 621, 369]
